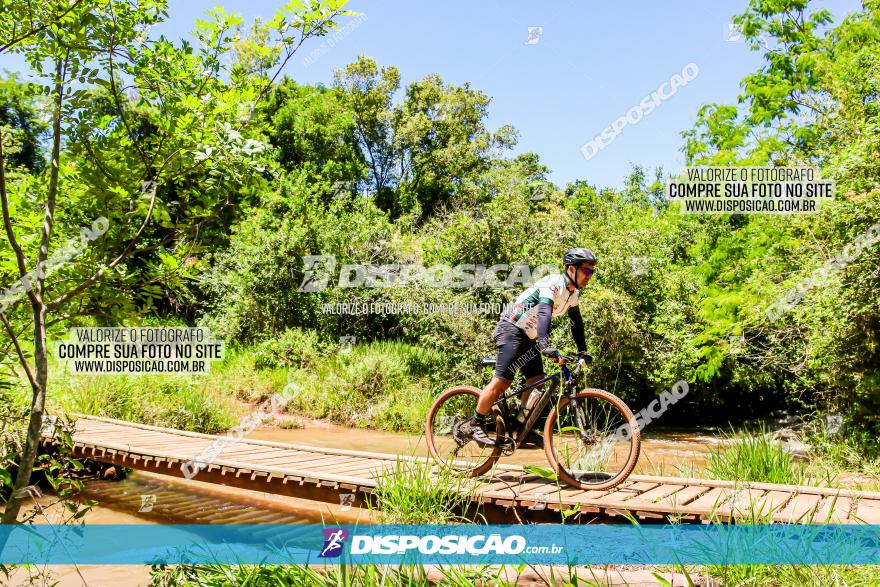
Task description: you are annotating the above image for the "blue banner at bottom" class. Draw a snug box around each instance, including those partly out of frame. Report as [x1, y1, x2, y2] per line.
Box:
[1, 524, 879, 565]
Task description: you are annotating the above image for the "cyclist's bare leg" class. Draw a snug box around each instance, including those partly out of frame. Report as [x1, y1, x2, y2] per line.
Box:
[520, 375, 544, 407]
[475, 374, 544, 416]
[475, 376, 511, 415]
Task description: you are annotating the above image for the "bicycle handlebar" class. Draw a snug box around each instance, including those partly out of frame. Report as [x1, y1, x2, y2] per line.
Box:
[548, 353, 590, 374]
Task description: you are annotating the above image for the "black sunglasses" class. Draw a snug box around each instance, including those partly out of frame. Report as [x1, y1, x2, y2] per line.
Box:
[577, 265, 595, 277]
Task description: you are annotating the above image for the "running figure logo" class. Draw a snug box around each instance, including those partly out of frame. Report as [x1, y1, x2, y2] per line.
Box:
[319, 528, 349, 558]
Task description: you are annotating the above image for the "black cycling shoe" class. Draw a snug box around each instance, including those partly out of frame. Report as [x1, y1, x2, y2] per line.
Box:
[520, 430, 544, 450]
[453, 418, 496, 448]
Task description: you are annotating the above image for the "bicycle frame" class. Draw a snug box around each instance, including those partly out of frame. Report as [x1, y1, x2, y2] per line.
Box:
[492, 363, 577, 449]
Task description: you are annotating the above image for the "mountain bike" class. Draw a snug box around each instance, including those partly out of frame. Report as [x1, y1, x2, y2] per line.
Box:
[425, 353, 640, 490]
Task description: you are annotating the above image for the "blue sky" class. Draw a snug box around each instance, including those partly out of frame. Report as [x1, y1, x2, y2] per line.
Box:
[0, 0, 863, 188]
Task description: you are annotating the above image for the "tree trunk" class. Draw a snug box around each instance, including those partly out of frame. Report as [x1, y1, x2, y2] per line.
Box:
[1, 305, 47, 525]
[1, 56, 62, 525]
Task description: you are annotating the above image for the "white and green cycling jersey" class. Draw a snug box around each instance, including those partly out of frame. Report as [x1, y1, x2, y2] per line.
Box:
[501, 273, 579, 339]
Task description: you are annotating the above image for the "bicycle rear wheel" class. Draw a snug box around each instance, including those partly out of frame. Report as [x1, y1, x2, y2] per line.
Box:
[544, 388, 640, 490]
[426, 386, 504, 477]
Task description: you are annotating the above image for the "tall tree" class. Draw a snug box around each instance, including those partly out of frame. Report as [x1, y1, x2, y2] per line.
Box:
[0, 0, 351, 524]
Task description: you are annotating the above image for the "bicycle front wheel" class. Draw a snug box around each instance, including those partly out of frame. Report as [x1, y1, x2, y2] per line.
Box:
[426, 386, 504, 477]
[544, 388, 640, 490]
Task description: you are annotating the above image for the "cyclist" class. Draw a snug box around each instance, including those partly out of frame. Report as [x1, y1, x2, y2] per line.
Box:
[455, 248, 596, 447]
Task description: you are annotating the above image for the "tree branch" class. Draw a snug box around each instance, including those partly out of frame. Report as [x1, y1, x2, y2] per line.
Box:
[0, 127, 36, 291]
[0, 312, 36, 391]
[47, 180, 159, 311]
[0, 0, 87, 54]
[36, 54, 67, 282]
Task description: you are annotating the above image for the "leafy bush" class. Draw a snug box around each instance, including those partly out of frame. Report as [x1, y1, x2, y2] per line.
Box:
[282, 341, 445, 433]
[252, 327, 323, 370]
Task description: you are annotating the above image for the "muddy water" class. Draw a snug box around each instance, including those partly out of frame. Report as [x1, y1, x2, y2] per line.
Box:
[27, 468, 373, 525]
[250, 421, 721, 478]
[16, 468, 374, 586]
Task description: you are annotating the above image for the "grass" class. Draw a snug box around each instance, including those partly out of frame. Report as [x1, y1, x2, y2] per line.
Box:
[658, 564, 880, 587]
[49, 363, 243, 434]
[800, 420, 880, 492]
[706, 425, 806, 485]
[281, 340, 446, 434]
[149, 563, 519, 586]
[41, 332, 448, 437]
[370, 455, 481, 524]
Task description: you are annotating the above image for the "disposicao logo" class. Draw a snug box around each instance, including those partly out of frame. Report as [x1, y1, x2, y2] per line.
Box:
[350, 534, 527, 555]
[319, 528, 349, 558]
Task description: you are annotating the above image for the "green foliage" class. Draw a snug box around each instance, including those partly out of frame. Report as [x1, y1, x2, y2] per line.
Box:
[0, 73, 46, 172]
[3, 0, 879, 469]
[252, 327, 323, 370]
[371, 458, 479, 524]
[678, 0, 880, 434]
[283, 341, 445, 433]
[0, 378, 27, 502]
[53, 372, 239, 433]
[706, 427, 805, 485]
[333, 55, 517, 219]
[197, 173, 397, 341]
[150, 563, 517, 586]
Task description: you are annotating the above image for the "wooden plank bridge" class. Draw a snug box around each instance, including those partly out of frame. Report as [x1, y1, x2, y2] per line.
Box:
[40, 415, 880, 524]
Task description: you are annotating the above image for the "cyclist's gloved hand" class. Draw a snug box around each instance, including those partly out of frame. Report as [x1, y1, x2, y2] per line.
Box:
[540, 347, 561, 359]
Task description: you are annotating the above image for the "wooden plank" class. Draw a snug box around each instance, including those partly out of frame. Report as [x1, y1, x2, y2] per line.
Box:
[63, 416, 880, 525]
[813, 495, 851, 524]
[713, 488, 767, 519]
[203, 446, 295, 460]
[557, 485, 593, 499]
[571, 488, 616, 502]
[72, 422, 138, 434]
[74, 439, 379, 487]
[851, 499, 880, 524]
[77, 429, 170, 443]
[280, 455, 368, 471]
[476, 475, 530, 494]
[777, 493, 822, 523]
[248, 455, 345, 471]
[255, 452, 354, 467]
[71, 414, 446, 466]
[356, 462, 400, 477]
[122, 438, 217, 453]
[512, 480, 556, 497]
[686, 487, 727, 512]
[218, 450, 313, 465]
[657, 485, 711, 508]
[321, 461, 392, 477]
[74, 422, 165, 436]
[203, 452, 331, 471]
[592, 481, 659, 505]
[626, 484, 685, 506]
[754, 490, 794, 518]
[624, 472, 880, 500]
[546, 487, 613, 504]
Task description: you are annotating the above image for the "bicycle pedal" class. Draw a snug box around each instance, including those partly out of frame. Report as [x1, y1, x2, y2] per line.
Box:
[499, 437, 516, 456]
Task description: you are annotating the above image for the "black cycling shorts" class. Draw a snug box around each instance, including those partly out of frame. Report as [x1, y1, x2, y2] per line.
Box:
[493, 320, 544, 381]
